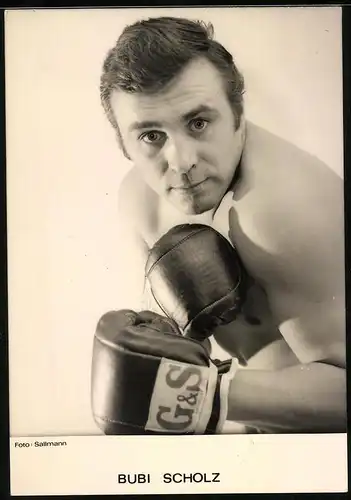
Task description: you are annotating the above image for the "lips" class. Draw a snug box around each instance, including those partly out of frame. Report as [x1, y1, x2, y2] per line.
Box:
[172, 179, 207, 190]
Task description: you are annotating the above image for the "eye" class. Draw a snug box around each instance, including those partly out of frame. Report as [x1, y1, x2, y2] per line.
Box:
[140, 131, 165, 144]
[189, 118, 209, 133]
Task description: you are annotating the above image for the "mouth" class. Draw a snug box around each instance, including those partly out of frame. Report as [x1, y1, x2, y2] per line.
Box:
[172, 179, 208, 192]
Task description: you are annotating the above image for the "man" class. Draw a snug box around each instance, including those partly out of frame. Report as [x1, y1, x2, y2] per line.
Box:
[98, 17, 346, 432]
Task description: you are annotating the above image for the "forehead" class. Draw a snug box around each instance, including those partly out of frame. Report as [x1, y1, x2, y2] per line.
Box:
[111, 58, 229, 129]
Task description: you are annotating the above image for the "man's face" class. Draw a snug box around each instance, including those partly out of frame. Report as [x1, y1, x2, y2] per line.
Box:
[111, 57, 245, 214]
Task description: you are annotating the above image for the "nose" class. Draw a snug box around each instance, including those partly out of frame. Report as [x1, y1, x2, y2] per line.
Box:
[165, 136, 198, 174]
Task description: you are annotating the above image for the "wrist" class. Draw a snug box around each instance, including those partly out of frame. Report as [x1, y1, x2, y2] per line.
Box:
[205, 357, 239, 434]
[216, 358, 240, 432]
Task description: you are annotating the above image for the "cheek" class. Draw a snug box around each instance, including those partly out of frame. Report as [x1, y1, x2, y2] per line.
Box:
[219, 117, 242, 149]
[134, 156, 166, 186]
[203, 126, 237, 165]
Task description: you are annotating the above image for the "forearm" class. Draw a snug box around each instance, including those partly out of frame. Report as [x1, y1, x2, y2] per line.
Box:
[227, 362, 346, 433]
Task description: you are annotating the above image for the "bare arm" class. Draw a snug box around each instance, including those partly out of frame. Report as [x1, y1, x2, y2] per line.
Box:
[212, 281, 299, 368]
[116, 172, 150, 309]
[227, 358, 346, 433]
[116, 169, 169, 314]
[225, 284, 347, 432]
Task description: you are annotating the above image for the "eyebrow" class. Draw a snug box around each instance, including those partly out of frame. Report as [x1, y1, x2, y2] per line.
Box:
[182, 104, 217, 122]
[129, 105, 217, 132]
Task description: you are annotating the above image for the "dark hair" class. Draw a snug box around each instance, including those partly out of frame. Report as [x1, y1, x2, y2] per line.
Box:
[100, 17, 245, 155]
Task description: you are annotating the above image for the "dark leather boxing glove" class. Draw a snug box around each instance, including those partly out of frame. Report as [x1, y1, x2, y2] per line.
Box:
[144, 224, 247, 341]
[91, 309, 238, 435]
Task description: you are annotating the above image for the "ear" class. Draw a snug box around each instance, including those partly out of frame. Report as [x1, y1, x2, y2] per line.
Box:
[238, 114, 246, 144]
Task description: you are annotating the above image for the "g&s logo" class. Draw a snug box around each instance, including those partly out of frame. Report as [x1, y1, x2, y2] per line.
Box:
[145, 359, 209, 434]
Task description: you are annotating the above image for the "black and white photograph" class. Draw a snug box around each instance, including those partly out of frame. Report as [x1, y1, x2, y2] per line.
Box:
[6, 6, 347, 495]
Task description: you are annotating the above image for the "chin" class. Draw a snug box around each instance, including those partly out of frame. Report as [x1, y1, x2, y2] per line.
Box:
[175, 197, 216, 215]
[181, 206, 206, 215]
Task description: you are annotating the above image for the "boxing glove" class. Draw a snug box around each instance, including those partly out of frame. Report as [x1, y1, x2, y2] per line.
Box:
[91, 309, 238, 435]
[144, 224, 247, 341]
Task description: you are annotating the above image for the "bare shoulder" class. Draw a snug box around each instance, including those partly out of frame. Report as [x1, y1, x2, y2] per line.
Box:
[118, 167, 159, 244]
[118, 167, 154, 223]
[242, 122, 344, 294]
[238, 122, 345, 364]
[245, 121, 343, 201]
